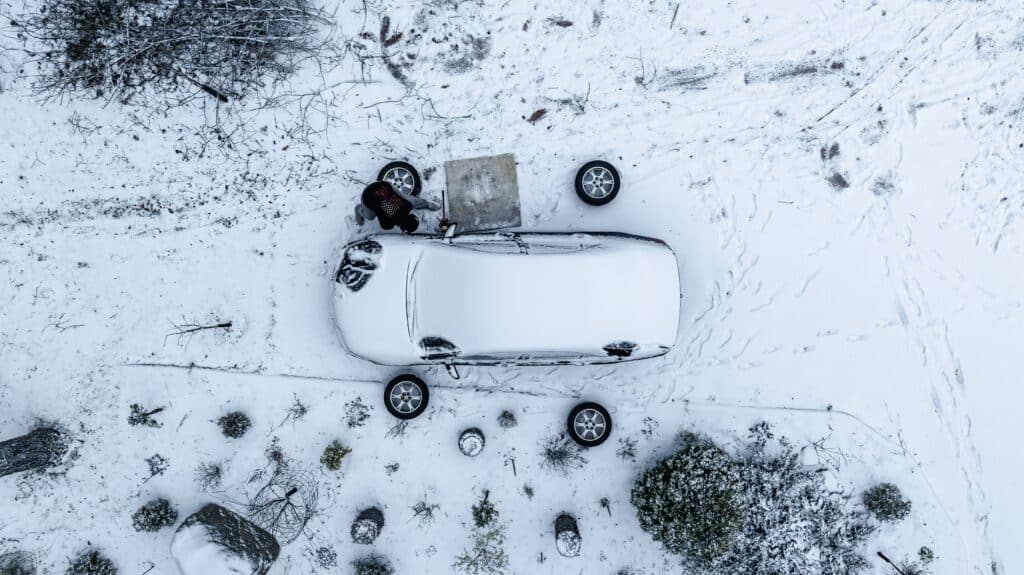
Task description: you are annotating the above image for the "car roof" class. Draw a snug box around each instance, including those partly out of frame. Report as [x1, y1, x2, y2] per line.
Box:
[409, 234, 680, 358]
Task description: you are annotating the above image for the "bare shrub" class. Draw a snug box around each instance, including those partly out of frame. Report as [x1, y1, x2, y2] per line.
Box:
[280, 395, 309, 426]
[143, 453, 169, 482]
[195, 461, 224, 491]
[412, 500, 440, 527]
[18, 0, 333, 105]
[453, 526, 508, 575]
[539, 434, 586, 476]
[616, 436, 638, 461]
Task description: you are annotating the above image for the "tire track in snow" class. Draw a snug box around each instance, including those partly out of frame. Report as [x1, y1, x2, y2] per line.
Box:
[121, 362, 570, 399]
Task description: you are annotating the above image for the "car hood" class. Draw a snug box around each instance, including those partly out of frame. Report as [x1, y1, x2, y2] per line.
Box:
[332, 237, 423, 365]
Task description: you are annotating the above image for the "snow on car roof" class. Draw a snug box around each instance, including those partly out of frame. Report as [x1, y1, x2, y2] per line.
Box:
[410, 236, 680, 358]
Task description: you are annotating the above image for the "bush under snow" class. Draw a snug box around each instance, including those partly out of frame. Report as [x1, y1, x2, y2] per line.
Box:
[66, 550, 116, 575]
[631, 431, 744, 564]
[351, 555, 394, 575]
[863, 482, 912, 523]
[131, 498, 178, 532]
[631, 423, 876, 574]
[19, 0, 330, 104]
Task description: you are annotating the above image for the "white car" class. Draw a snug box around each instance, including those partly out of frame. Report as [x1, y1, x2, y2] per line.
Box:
[332, 232, 681, 368]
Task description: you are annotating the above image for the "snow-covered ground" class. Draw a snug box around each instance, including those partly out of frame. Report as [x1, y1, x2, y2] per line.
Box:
[1, 0, 1021, 573]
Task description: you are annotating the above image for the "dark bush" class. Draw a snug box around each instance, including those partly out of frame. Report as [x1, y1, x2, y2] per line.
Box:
[127, 404, 163, 427]
[863, 482, 912, 522]
[217, 411, 251, 439]
[19, 0, 330, 104]
[351, 555, 394, 575]
[0, 551, 36, 575]
[131, 498, 178, 532]
[472, 490, 498, 528]
[631, 432, 744, 564]
[497, 410, 517, 428]
[66, 550, 116, 575]
[312, 547, 336, 569]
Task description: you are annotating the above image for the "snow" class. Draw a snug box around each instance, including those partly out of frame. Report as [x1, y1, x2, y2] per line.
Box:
[0, 0, 1021, 573]
[170, 504, 279, 575]
[335, 232, 679, 365]
[412, 233, 679, 360]
[332, 236, 423, 364]
[172, 523, 257, 575]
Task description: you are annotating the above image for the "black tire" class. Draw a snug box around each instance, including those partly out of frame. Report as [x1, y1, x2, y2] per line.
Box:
[384, 375, 429, 420]
[574, 160, 620, 206]
[566, 402, 612, 447]
[378, 161, 423, 197]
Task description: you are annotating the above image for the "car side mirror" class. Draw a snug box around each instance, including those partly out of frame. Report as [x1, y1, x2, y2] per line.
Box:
[443, 223, 458, 241]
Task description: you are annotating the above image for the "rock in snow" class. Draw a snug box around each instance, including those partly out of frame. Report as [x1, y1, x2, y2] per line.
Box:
[351, 507, 385, 545]
[458, 428, 486, 457]
[0, 427, 67, 478]
[171, 504, 280, 575]
[554, 513, 581, 558]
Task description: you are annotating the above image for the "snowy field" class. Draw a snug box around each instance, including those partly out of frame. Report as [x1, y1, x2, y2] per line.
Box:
[1, 0, 1021, 573]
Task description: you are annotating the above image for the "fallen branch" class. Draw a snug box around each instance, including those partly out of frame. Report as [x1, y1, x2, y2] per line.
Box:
[165, 318, 233, 348]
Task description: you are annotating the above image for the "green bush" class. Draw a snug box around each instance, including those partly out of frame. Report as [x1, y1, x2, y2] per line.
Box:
[321, 440, 352, 471]
[863, 482, 911, 522]
[630, 432, 744, 563]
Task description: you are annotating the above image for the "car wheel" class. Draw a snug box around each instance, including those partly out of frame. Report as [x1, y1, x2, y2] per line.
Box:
[384, 375, 429, 420]
[567, 402, 612, 447]
[574, 160, 620, 206]
[378, 161, 422, 197]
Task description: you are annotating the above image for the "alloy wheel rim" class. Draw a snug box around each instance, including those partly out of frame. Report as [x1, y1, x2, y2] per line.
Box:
[581, 166, 615, 198]
[390, 380, 423, 413]
[573, 408, 607, 441]
[383, 167, 416, 195]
